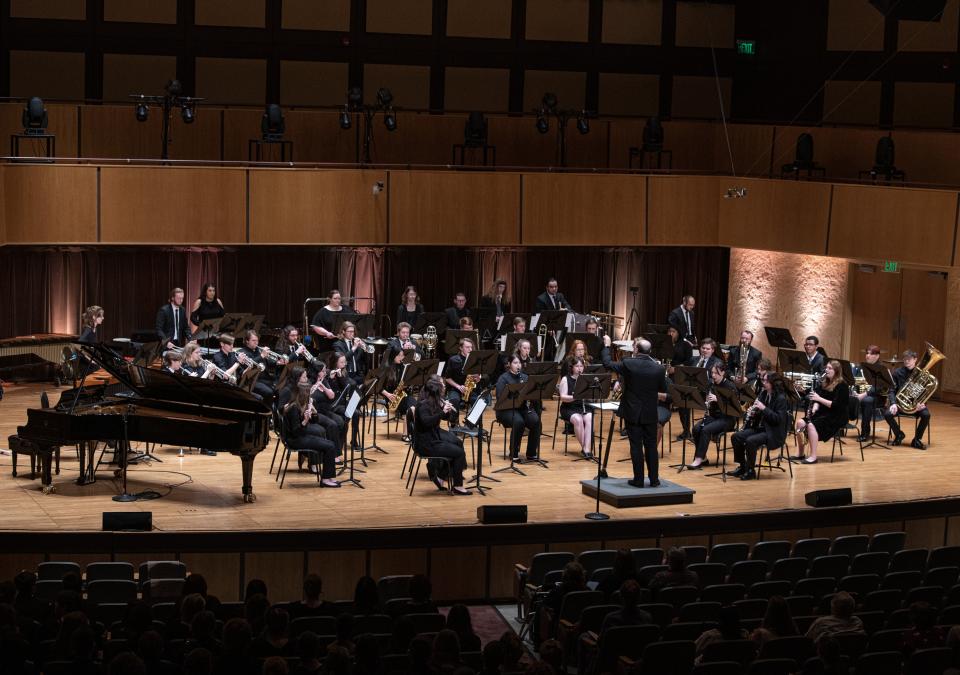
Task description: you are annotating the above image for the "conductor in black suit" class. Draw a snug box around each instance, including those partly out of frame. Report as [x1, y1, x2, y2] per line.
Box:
[803, 336, 826, 375]
[601, 335, 668, 488]
[667, 295, 696, 345]
[534, 278, 574, 313]
[156, 287, 190, 349]
[726, 330, 763, 384]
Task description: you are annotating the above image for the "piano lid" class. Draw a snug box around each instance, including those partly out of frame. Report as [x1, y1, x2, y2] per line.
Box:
[76, 343, 269, 414]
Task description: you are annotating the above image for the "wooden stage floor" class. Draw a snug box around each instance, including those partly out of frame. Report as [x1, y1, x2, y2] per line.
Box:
[1, 382, 959, 533]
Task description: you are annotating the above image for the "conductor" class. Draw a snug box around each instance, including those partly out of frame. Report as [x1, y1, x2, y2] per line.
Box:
[601, 335, 668, 488]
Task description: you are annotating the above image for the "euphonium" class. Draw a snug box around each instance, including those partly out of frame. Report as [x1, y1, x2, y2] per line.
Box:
[895, 343, 946, 414]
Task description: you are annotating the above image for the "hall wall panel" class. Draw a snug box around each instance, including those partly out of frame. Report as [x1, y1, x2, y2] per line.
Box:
[0, 102, 78, 158]
[306, 550, 368, 601]
[647, 175, 724, 245]
[431, 547, 486, 601]
[244, 552, 303, 604]
[248, 169, 387, 243]
[719, 178, 832, 254]
[520, 173, 645, 245]
[388, 171, 520, 245]
[2, 165, 97, 243]
[828, 185, 958, 267]
[99, 167, 247, 243]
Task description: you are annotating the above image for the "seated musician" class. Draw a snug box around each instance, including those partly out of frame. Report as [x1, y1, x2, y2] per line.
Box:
[212, 334, 242, 379]
[558, 357, 593, 459]
[278, 325, 316, 367]
[584, 317, 599, 336]
[726, 330, 762, 384]
[515, 338, 533, 371]
[884, 350, 930, 449]
[333, 321, 368, 387]
[236, 330, 274, 401]
[666, 326, 692, 375]
[855, 345, 882, 442]
[495, 354, 542, 462]
[78, 306, 104, 344]
[161, 350, 183, 375]
[678, 338, 723, 441]
[444, 292, 471, 330]
[754, 358, 773, 392]
[729, 373, 789, 480]
[279, 365, 343, 460]
[794, 359, 850, 464]
[382, 323, 420, 441]
[181, 343, 216, 379]
[283, 383, 340, 488]
[512, 316, 527, 334]
[803, 336, 826, 375]
[561, 339, 592, 376]
[327, 351, 362, 450]
[687, 363, 737, 469]
[319, 352, 351, 447]
[310, 358, 348, 455]
[459, 316, 474, 330]
[414, 375, 471, 495]
[445, 337, 483, 425]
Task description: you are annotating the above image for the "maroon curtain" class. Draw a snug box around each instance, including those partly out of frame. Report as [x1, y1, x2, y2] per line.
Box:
[0, 245, 729, 344]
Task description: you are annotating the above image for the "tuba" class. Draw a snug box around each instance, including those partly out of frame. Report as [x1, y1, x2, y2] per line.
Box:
[895, 343, 946, 414]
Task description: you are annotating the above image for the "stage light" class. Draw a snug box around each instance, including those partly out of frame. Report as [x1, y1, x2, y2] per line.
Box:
[180, 103, 195, 124]
[339, 107, 352, 130]
[576, 113, 590, 135]
[384, 110, 397, 131]
[135, 101, 149, 122]
[536, 114, 549, 134]
[165, 79, 183, 97]
[22, 97, 48, 134]
[261, 103, 285, 140]
[348, 86, 363, 107]
[377, 87, 393, 108]
[541, 92, 557, 112]
[464, 112, 487, 147]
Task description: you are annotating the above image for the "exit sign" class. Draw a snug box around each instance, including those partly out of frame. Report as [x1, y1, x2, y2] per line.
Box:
[883, 261, 900, 273]
[736, 40, 757, 56]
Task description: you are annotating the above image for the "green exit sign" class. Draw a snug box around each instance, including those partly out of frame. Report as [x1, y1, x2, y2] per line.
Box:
[883, 260, 899, 273]
[736, 39, 757, 56]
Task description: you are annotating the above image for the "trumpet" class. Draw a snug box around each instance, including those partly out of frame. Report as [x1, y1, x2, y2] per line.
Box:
[237, 351, 265, 372]
[200, 357, 237, 385]
[354, 337, 376, 354]
[294, 341, 318, 365]
[262, 348, 288, 364]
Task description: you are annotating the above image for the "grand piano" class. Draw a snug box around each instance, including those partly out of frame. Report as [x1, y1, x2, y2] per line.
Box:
[8, 343, 271, 502]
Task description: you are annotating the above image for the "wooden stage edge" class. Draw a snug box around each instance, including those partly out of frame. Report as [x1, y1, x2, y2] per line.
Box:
[2, 382, 960, 554]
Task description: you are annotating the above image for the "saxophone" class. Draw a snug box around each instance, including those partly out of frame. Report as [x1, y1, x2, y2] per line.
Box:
[895, 343, 946, 413]
[462, 374, 478, 402]
[388, 381, 407, 413]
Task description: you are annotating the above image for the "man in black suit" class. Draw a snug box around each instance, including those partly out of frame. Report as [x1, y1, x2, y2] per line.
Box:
[156, 287, 190, 349]
[803, 335, 826, 375]
[677, 337, 723, 440]
[601, 335, 667, 488]
[726, 330, 763, 384]
[534, 278, 574, 313]
[444, 292, 471, 330]
[667, 295, 696, 345]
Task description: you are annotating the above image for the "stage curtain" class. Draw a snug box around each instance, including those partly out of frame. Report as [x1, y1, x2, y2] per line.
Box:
[0, 246, 729, 344]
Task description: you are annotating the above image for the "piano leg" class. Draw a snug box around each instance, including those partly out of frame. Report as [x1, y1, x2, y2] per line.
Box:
[240, 454, 257, 503]
[76, 441, 96, 486]
[40, 448, 55, 494]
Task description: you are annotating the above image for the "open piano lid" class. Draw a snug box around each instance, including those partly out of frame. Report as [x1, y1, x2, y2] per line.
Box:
[76, 343, 269, 414]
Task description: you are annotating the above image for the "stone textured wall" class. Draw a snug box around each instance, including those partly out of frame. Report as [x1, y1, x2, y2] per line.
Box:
[726, 248, 849, 364]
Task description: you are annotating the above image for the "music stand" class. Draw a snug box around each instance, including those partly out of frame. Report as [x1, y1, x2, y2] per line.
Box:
[668, 384, 704, 472]
[339, 385, 372, 487]
[473, 307, 498, 348]
[861, 361, 895, 450]
[218, 313, 247, 336]
[836, 359, 856, 385]
[464, 350, 500, 486]
[498, 313, 532, 334]
[237, 363, 261, 393]
[330, 310, 361, 336]
[132, 341, 161, 368]
[465, 391, 496, 495]
[563, 333, 603, 361]
[445, 329, 480, 356]
[673, 365, 708, 390]
[194, 317, 223, 343]
[518, 374, 557, 469]
[492, 382, 528, 476]
[705, 386, 742, 482]
[642, 332, 674, 362]
[525, 361, 558, 376]
[240, 314, 264, 334]
[765, 326, 796, 373]
[584, 364, 605, 374]
[413, 312, 448, 335]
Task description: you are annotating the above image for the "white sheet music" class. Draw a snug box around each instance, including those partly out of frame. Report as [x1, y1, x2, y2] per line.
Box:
[345, 391, 361, 417]
[589, 402, 620, 411]
[467, 397, 488, 425]
[531, 313, 541, 329]
[437, 361, 445, 376]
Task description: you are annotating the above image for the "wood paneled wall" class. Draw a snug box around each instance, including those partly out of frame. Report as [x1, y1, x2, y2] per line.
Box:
[3, 164, 960, 270]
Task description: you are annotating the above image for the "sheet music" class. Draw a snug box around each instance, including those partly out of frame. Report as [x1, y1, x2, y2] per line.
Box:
[345, 391, 361, 417]
[589, 401, 620, 411]
[437, 361, 445, 377]
[467, 397, 487, 425]
[499, 334, 507, 351]
[531, 313, 541, 329]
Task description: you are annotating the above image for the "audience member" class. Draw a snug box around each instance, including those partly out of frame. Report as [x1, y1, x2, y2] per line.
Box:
[292, 631, 323, 675]
[352, 576, 381, 616]
[353, 633, 382, 675]
[322, 646, 353, 675]
[184, 647, 214, 675]
[900, 601, 945, 655]
[805, 592, 865, 643]
[751, 595, 797, 647]
[595, 549, 638, 598]
[694, 606, 749, 662]
[599, 580, 652, 633]
[288, 574, 336, 619]
[250, 607, 293, 657]
[649, 548, 698, 596]
[430, 629, 464, 674]
[263, 655, 289, 675]
[332, 613, 356, 655]
[446, 604, 482, 652]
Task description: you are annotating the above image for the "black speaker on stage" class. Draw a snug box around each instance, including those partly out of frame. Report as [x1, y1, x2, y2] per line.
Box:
[103, 511, 153, 531]
[805, 488, 852, 508]
[477, 505, 527, 524]
[870, 0, 946, 20]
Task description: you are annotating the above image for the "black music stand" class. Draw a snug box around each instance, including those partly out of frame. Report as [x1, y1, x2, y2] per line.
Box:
[445, 329, 480, 356]
[363, 365, 395, 459]
[340, 384, 374, 487]
[239, 314, 264, 335]
[465, 391, 496, 495]
[861, 361, 895, 450]
[236, 362, 262, 393]
[473, 307, 498, 348]
[498, 313, 532, 334]
[503, 332, 536, 356]
[131, 341, 161, 368]
[536, 309, 570, 359]
[673, 365, 708, 390]
[464, 349, 500, 481]
[574, 373, 611, 462]
[525, 361, 559, 376]
[735, 381, 758, 407]
[413, 312, 448, 334]
[837, 359, 856, 385]
[643, 332, 674, 362]
[765, 326, 796, 373]
[518, 374, 557, 469]
[492, 382, 528, 476]
[563, 333, 603, 361]
[668, 384, 704, 472]
[218, 313, 247, 336]
[330, 310, 362, 336]
[194, 317, 223, 343]
[705, 386, 742, 482]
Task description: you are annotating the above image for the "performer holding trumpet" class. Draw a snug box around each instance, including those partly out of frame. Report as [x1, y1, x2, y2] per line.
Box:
[729, 373, 789, 480]
[333, 320, 371, 387]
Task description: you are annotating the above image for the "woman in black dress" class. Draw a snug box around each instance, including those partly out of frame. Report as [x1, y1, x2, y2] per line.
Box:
[558, 356, 593, 458]
[794, 359, 850, 464]
[479, 279, 510, 318]
[413, 374, 470, 495]
[310, 289, 353, 354]
[189, 283, 225, 333]
[283, 383, 340, 487]
[78, 306, 104, 344]
[396, 286, 424, 328]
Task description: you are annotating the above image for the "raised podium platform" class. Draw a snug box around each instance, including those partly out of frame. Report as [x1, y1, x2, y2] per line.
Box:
[580, 477, 695, 508]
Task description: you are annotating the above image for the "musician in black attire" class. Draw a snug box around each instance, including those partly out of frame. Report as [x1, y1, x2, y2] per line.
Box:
[383, 322, 421, 440]
[687, 363, 737, 470]
[283, 383, 340, 487]
[794, 359, 850, 464]
[161, 350, 183, 375]
[666, 326, 692, 370]
[495, 354, 542, 462]
[726, 330, 763, 384]
[316, 353, 350, 451]
[332, 321, 368, 387]
[78, 306, 104, 344]
[236, 330, 274, 402]
[156, 287, 190, 349]
[396, 286, 424, 327]
[189, 282, 225, 333]
[327, 351, 362, 449]
[414, 375, 471, 495]
[480, 279, 510, 318]
[558, 357, 593, 459]
[212, 334, 242, 380]
[729, 373, 789, 480]
[278, 325, 319, 370]
[279, 365, 344, 457]
[534, 278, 574, 313]
[677, 338, 723, 441]
[310, 290, 353, 354]
[444, 292, 471, 330]
[803, 336, 826, 375]
[182, 343, 215, 379]
[601, 336, 667, 488]
[855, 345, 883, 442]
[884, 350, 931, 450]
[444, 337, 483, 424]
[667, 295, 696, 345]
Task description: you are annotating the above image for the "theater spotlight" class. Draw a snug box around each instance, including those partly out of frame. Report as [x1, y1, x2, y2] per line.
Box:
[339, 106, 352, 130]
[384, 110, 397, 132]
[22, 97, 48, 134]
[576, 112, 590, 135]
[532, 93, 593, 166]
[180, 103, 195, 124]
[128, 81, 205, 159]
[341, 85, 400, 162]
[536, 114, 549, 134]
[376, 88, 394, 108]
[541, 92, 558, 112]
[135, 100, 149, 122]
[261, 103, 285, 140]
